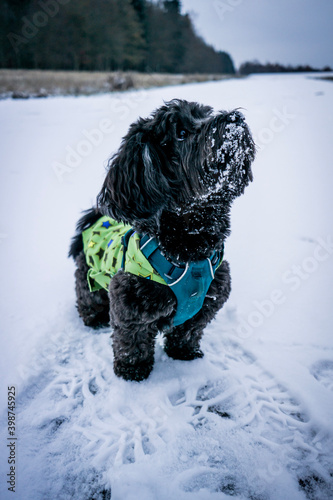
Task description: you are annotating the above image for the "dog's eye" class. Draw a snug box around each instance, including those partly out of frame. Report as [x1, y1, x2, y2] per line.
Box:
[177, 129, 188, 141]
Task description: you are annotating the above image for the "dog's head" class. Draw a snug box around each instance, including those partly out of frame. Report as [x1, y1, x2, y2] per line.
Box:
[97, 99, 255, 259]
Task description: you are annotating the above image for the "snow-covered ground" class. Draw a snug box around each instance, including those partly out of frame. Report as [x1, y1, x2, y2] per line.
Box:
[1, 73, 333, 499]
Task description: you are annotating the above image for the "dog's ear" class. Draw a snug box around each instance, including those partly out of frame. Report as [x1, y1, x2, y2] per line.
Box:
[97, 124, 170, 223]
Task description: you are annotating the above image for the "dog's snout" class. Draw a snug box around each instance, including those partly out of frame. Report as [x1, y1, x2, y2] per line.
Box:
[219, 110, 245, 125]
[203, 111, 246, 141]
[229, 111, 245, 124]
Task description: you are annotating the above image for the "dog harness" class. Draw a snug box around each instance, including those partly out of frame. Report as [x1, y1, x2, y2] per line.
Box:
[82, 216, 223, 326]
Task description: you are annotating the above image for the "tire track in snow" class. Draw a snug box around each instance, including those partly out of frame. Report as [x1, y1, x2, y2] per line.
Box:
[7, 320, 333, 500]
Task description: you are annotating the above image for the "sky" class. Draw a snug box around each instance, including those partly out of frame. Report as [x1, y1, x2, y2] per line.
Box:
[180, 0, 333, 70]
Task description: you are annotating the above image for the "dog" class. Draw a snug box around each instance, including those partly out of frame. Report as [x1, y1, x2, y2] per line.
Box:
[69, 99, 255, 381]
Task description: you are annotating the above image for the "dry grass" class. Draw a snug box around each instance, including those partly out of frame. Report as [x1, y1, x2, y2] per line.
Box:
[0, 69, 236, 99]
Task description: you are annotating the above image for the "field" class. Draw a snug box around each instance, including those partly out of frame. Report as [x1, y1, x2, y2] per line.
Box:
[0, 72, 333, 499]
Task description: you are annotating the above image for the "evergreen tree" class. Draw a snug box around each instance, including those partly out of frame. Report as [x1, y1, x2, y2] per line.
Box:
[1, 0, 235, 74]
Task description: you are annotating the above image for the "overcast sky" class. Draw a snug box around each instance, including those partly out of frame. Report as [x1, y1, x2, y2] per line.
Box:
[180, 0, 333, 69]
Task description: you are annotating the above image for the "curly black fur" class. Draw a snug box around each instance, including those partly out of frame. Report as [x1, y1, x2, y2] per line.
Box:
[69, 99, 255, 381]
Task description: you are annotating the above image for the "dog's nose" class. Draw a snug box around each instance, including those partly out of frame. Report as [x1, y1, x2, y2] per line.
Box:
[223, 110, 245, 124]
[210, 110, 245, 133]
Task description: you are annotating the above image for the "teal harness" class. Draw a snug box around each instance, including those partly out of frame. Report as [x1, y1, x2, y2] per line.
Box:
[83, 217, 223, 327]
[127, 231, 223, 327]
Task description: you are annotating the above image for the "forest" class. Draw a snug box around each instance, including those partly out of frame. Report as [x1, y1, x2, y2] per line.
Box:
[0, 0, 235, 74]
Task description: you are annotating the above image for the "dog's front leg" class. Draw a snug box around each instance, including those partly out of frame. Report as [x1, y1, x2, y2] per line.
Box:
[109, 271, 176, 381]
[112, 322, 157, 381]
[164, 260, 231, 360]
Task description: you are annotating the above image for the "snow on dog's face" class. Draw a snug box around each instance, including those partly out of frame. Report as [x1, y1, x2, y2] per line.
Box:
[200, 110, 255, 200]
[97, 99, 255, 248]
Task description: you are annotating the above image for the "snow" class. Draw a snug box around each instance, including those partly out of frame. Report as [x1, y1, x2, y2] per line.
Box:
[1, 73, 333, 499]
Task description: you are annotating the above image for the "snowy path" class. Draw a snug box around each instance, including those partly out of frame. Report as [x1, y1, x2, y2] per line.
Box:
[1, 74, 333, 499]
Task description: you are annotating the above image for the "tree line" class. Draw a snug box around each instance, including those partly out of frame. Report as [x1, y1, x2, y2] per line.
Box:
[239, 60, 332, 75]
[0, 0, 235, 74]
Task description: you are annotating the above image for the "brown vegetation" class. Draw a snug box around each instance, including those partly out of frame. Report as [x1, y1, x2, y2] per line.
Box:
[0, 69, 235, 99]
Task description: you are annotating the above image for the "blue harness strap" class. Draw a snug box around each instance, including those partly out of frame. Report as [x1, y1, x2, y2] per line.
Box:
[140, 234, 223, 326]
[121, 228, 136, 270]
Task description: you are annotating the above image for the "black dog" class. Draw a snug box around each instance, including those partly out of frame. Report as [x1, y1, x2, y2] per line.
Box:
[69, 99, 255, 381]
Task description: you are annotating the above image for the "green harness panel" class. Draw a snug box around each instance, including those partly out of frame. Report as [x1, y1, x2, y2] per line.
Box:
[82, 216, 166, 292]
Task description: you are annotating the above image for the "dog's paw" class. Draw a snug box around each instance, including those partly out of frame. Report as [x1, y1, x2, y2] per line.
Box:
[164, 345, 204, 361]
[113, 358, 154, 382]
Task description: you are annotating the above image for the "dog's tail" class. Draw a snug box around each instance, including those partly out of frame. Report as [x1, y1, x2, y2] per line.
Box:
[68, 207, 102, 259]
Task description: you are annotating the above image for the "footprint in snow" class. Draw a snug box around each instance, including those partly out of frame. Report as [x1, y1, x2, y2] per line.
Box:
[310, 360, 333, 392]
